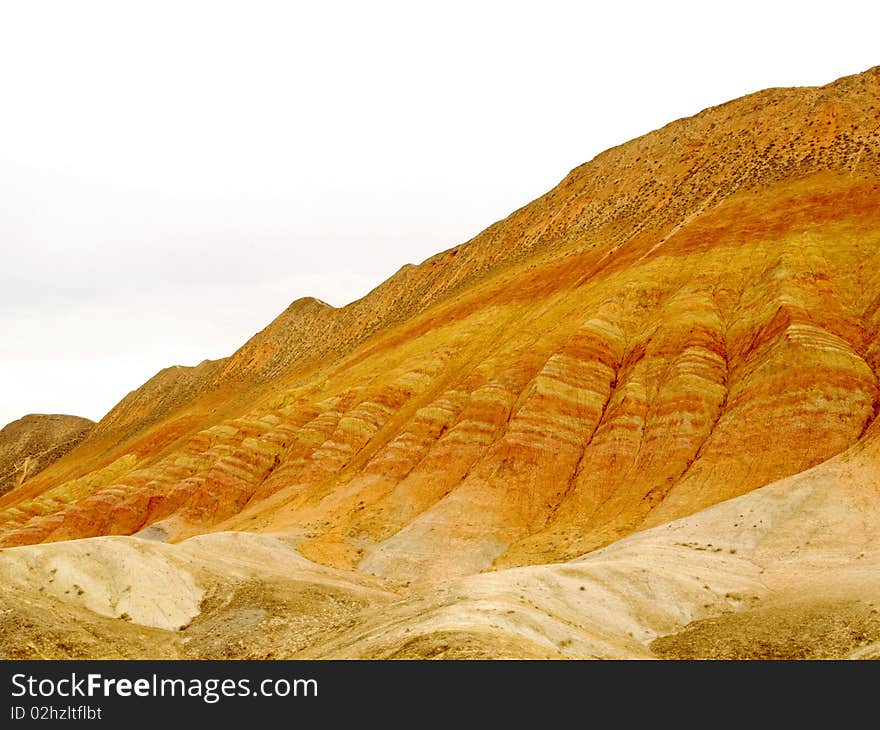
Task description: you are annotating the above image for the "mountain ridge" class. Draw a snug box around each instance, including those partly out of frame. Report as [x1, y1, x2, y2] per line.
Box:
[2, 66, 880, 659]
[2, 66, 879, 585]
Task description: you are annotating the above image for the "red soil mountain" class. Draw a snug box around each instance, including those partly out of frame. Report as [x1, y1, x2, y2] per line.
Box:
[2, 67, 879, 590]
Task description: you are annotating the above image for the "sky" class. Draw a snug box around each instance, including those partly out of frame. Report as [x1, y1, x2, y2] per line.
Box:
[1, 0, 878, 427]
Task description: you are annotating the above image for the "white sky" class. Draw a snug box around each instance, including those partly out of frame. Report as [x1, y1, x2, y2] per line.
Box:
[1, 0, 878, 427]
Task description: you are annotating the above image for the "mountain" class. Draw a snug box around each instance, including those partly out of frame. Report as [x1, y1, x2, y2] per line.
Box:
[0, 415, 94, 497]
[1, 67, 879, 659]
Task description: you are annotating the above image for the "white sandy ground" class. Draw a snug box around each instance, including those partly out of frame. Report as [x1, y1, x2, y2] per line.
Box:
[0, 532, 392, 633]
[1, 433, 878, 658]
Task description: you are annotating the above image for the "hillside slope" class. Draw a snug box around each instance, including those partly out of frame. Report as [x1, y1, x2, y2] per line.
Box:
[3, 424, 877, 659]
[0, 415, 94, 497]
[1, 67, 879, 598]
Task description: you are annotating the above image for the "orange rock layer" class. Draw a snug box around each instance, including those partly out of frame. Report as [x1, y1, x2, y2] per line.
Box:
[1, 68, 879, 582]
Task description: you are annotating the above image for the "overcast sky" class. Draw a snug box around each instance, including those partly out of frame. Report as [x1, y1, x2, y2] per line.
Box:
[1, 1, 878, 427]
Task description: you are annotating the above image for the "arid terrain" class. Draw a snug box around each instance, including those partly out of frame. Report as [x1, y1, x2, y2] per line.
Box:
[0, 415, 93, 497]
[2, 67, 879, 659]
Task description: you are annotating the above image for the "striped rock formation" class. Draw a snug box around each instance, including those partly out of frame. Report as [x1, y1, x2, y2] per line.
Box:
[2, 67, 880, 593]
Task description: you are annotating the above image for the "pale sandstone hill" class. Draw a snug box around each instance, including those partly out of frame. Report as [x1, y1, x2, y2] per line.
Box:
[1, 67, 879, 615]
[0, 415, 94, 497]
